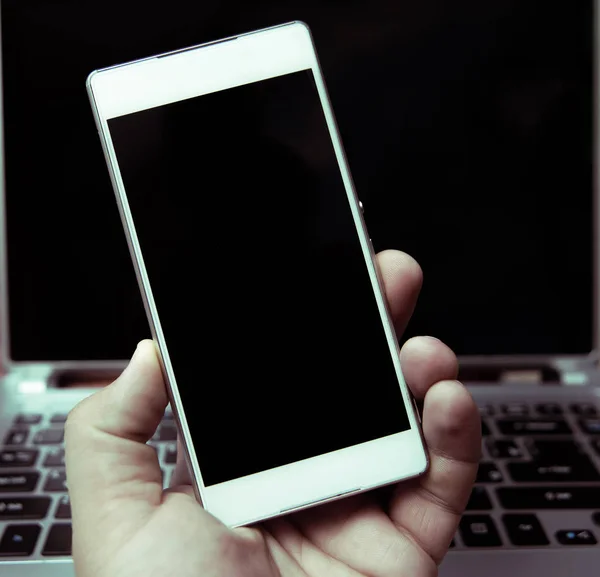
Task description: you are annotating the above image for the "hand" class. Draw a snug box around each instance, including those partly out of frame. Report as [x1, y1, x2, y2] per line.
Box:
[65, 250, 481, 577]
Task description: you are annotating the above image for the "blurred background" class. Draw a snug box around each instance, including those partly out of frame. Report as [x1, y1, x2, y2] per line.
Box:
[2, 0, 593, 362]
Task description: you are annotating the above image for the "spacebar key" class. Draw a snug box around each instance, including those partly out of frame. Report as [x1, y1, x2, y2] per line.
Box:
[498, 487, 600, 509]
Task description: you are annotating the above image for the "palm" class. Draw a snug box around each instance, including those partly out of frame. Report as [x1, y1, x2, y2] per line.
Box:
[89, 466, 469, 577]
[66, 251, 480, 577]
[86, 489, 452, 577]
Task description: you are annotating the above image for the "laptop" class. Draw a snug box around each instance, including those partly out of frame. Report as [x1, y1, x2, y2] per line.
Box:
[0, 0, 599, 575]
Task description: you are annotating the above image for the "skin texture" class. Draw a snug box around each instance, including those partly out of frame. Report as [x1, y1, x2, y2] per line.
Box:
[65, 250, 481, 577]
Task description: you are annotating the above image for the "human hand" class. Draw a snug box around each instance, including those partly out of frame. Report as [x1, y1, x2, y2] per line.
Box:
[65, 250, 481, 577]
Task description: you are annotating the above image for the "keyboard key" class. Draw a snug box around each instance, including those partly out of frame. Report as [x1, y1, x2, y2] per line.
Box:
[535, 403, 563, 416]
[502, 404, 529, 416]
[44, 470, 67, 492]
[0, 497, 51, 520]
[14, 414, 42, 425]
[527, 439, 584, 462]
[496, 419, 572, 436]
[556, 529, 597, 546]
[0, 472, 39, 492]
[42, 523, 72, 556]
[481, 420, 491, 436]
[0, 449, 38, 468]
[44, 448, 65, 467]
[3, 429, 29, 446]
[570, 403, 598, 416]
[593, 512, 600, 527]
[579, 419, 600, 435]
[165, 443, 177, 464]
[460, 515, 502, 547]
[487, 439, 523, 459]
[466, 487, 492, 511]
[50, 414, 68, 424]
[55, 495, 71, 519]
[508, 458, 600, 483]
[0, 525, 41, 557]
[502, 514, 549, 546]
[33, 429, 64, 445]
[476, 462, 503, 483]
[497, 487, 600, 509]
[158, 425, 177, 441]
[0, 524, 41, 556]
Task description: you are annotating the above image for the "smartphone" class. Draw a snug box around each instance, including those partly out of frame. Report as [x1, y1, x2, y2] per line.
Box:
[87, 21, 428, 527]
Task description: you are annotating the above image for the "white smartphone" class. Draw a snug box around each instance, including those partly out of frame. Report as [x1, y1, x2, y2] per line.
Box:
[87, 21, 428, 528]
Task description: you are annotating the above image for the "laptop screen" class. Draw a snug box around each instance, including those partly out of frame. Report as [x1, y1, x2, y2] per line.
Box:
[2, 1, 593, 361]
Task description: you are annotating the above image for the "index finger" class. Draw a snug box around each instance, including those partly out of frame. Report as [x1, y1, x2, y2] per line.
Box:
[375, 250, 423, 336]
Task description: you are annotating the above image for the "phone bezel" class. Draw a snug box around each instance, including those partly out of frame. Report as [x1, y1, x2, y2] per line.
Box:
[87, 20, 428, 527]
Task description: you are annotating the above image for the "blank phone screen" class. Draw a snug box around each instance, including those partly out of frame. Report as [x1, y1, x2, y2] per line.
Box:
[107, 69, 410, 486]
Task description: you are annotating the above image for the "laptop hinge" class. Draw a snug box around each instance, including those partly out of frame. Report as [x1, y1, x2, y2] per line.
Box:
[2, 362, 125, 391]
[458, 356, 597, 386]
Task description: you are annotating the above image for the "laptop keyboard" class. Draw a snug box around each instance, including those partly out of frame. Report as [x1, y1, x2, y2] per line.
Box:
[0, 400, 599, 560]
[459, 401, 600, 548]
[0, 411, 176, 558]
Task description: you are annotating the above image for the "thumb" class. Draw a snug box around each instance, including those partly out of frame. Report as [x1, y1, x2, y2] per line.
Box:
[65, 340, 168, 529]
[68, 339, 168, 443]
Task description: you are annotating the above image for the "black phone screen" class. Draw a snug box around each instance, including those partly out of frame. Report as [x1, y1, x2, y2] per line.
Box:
[107, 69, 411, 486]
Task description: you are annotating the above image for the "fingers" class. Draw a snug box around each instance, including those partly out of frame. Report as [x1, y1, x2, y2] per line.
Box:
[375, 250, 422, 336]
[400, 337, 459, 400]
[65, 340, 167, 534]
[390, 376, 480, 564]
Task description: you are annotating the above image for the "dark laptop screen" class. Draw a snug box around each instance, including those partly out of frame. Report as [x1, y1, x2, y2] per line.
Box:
[2, 0, 593, 361]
